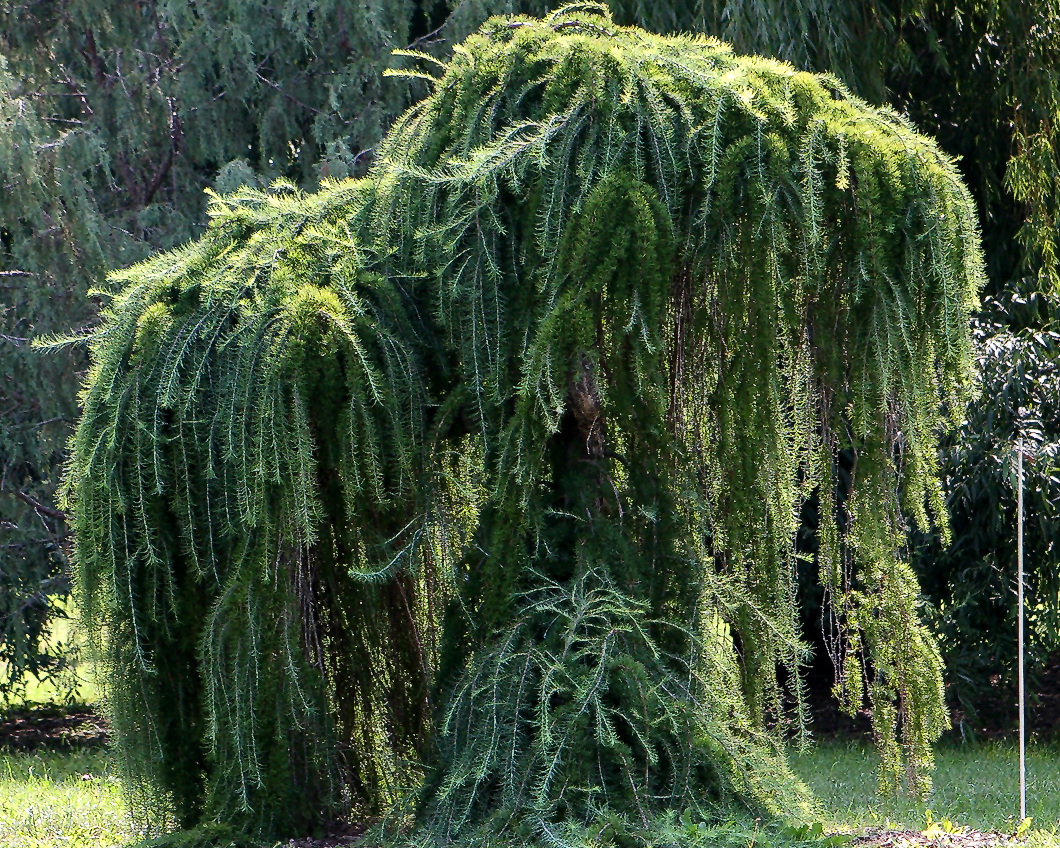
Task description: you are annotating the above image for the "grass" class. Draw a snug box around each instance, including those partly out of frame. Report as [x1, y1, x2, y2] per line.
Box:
[0, 729, 1058, 847]
[792, 738, 1060, 845]
[0, 748, 136, 848]
[1, 622, 126, 848]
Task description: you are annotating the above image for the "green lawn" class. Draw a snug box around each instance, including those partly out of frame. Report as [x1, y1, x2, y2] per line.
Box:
[792, 739, 1060, 843]
[1, 619, 123, 848]
[0, 748, 136, 848]
[1, 732, 1058, 847]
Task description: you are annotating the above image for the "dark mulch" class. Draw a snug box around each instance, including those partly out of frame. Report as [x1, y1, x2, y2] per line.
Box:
[0, 702, 110, 751]
[276, 822, 368, 847]
[851, 828, 1018, 848]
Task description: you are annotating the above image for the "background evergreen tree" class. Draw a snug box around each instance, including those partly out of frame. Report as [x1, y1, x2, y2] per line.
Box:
[0, 0, 433, 696]
[62, 9, 983, 845]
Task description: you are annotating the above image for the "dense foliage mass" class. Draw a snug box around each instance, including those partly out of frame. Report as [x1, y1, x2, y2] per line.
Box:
[914, 287, 1060, 723]
[4, 0, 1058, 731]
[0, 0, 432, 695]
[61, 9, 983, 845]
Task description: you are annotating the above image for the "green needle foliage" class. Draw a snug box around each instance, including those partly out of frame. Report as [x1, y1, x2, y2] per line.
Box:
[62, 180, 462, 834]
[0, 0, 434, 699]
[59, 7, 984, 846]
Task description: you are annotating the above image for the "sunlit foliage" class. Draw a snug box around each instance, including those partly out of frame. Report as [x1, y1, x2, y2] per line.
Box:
[60, 8, 982, 845]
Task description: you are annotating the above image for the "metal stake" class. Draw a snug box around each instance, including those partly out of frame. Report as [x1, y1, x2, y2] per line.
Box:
[1018, 441, 1026, 822]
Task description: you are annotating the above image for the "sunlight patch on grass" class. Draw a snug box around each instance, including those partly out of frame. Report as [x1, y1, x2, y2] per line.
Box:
[1, 601, 100, 709]
[0, 749, 137, 848]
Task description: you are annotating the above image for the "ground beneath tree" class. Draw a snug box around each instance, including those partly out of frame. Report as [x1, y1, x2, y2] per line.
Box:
[275, 823, 366, 848]
[852, 829, 1019, 848]
[0, 703, 108, 750]
[0, 703, 1035, 848]
[274, 827, 1025, 848]
[270, 824, 1025, 847]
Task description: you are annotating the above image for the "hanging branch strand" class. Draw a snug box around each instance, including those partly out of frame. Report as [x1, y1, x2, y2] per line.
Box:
[58, 8, 983, 845]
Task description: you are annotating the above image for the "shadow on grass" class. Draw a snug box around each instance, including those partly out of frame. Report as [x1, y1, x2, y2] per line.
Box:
[0, 702, 109, 751]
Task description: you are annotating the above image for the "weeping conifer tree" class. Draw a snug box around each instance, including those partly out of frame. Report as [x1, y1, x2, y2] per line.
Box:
[60, 6, 984, 846]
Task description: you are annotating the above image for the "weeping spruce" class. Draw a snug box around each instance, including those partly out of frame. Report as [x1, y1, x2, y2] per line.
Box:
[61, 7, 983, 846]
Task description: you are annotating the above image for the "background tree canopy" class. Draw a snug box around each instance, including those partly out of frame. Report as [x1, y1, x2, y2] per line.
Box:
[0, 0, 429, 697]
[59, 8, 984, 845]
[3, 0, 1059, 721]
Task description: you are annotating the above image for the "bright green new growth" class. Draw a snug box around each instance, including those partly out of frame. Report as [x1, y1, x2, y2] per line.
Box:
[62, 7, 983, 845]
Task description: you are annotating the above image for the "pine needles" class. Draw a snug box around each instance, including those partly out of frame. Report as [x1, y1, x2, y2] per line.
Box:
[60, 6, 984, 845]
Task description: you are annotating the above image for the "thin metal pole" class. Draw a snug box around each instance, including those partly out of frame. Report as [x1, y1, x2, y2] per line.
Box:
[1018, 442, 1026, 822]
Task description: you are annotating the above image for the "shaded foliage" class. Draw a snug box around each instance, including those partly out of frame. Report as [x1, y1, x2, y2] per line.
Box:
[914, 287, 1060, 725]
[61, 9, 982, 845]
[0, 0, 430, 696]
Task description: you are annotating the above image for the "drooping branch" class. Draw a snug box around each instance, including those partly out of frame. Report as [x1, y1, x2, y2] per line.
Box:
[60, 7, 983, 845]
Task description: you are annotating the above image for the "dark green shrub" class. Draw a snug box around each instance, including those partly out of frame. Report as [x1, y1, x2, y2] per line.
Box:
[914, 286, 1060, 728]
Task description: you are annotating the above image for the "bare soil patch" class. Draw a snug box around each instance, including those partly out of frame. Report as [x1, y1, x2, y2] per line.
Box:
[852, 829, 1019, 848]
